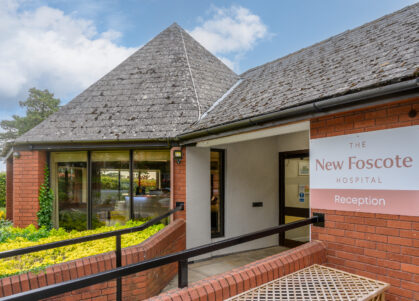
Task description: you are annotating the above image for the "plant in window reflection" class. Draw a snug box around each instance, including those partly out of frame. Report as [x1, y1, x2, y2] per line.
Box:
[59, 211, 105, 231]
[99, 175, 130, 190]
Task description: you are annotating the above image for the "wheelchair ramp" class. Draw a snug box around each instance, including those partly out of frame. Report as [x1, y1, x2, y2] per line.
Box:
[226, 264, 389, 301]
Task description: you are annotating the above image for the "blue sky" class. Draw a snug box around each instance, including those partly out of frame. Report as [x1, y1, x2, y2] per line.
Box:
[0, 0, 416, 125]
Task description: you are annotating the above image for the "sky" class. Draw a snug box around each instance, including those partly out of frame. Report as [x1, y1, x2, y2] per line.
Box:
[0, 0, 417, 170]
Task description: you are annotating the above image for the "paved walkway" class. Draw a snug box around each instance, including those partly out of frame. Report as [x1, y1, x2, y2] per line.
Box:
[163, 245, 288, 292]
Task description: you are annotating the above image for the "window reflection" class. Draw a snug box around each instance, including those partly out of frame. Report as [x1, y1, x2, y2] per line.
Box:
[51, 149, 171, 229]
[51, 152, 88, 231]
[132, 150, 170, 220]
[91, 151, 130, 227]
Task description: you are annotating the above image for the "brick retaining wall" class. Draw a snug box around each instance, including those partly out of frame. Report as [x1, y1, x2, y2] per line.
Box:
[0, 219, 186, 301]
[150, 240, 326, 301]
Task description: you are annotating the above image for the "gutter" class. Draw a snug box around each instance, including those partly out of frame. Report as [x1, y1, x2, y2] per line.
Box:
[2, 148, 13, 163]
[176, 78, 419, 142]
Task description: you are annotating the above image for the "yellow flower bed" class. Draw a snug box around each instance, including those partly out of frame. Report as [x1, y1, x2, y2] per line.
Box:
[0, 221, 164, 278]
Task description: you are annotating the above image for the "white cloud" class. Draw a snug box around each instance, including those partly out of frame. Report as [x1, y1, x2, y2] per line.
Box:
[0, 0, 136, 109]
[218, 56, 236, 70]
[190, 5, 269, 71]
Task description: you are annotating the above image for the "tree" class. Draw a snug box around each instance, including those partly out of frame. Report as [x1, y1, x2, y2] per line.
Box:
[0, 88, 60, 153]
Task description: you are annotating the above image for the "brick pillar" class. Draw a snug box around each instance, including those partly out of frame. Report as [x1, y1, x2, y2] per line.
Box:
[6, 158, 13, 221]
[171, 147, 186, 220]
[12, 150, 47, 228]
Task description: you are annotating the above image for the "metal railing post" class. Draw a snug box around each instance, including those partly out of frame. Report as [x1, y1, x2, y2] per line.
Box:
[0, 214, 323, 301]
[116, 234, 122, 301]
[178, 259, 188, 288]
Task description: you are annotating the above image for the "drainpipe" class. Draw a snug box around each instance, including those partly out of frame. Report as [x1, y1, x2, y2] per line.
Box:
[176, 78, 419, 142]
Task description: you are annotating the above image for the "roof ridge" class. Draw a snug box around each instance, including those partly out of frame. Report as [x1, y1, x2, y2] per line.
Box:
[178, 25, 202, 119]
[241, 2, 419, 77]
[199, 78, 244, 121]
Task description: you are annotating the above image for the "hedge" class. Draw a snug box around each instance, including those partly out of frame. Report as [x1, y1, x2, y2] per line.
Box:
[0, 221, 164, 278]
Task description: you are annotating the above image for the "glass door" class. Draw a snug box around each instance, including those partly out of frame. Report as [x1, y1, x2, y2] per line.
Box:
[91, 151, 130, 227]
[50, 152, 88, 230]
[279, 151, 310, 247]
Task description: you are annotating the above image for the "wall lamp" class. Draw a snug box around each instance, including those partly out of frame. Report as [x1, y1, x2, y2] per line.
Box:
[13, 151, 20, 159]
[174, 150, 183, 164]
[408, 109, 417, 118]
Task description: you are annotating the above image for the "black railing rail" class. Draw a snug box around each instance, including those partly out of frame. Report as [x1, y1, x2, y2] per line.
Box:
[0, 204, 185, 301]
[0, 213, 325, 301]
[0, 205, 184, 260]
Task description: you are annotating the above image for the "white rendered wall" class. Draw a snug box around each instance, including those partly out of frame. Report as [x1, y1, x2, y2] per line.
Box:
[185, 131, 309, 258]
[185, 147, 211, 255]
[212, 136, 279, 255]
[277, 131, 309, 152]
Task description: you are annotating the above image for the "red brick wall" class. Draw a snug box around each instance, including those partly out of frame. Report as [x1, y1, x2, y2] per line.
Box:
[0, 219, 186, 301]
[171, 148, 186, 220]
[6, 158, 13, 221]
[311, 97, 419, 301]
[150, 240, 326, 301]
[12, 150, 46, 228]
[310, 97, 419, 139]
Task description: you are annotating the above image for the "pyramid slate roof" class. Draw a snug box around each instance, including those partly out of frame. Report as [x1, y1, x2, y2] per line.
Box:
[191, 3, 419, 131]
[16, 23, 239, 143]
[15, 3, 419, 145]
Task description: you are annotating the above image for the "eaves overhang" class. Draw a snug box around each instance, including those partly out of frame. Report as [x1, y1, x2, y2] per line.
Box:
[176, 77, 419, 145]
[9, 78, 419, 151]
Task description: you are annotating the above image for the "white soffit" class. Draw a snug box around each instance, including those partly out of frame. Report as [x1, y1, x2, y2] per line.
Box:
[196, 121, 310, 147]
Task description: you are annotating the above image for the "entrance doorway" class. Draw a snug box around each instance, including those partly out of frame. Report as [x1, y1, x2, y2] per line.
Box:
[279, 150, 310, 247]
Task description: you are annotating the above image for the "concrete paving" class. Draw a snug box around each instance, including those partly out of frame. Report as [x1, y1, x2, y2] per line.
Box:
[162, 245, 288, 292]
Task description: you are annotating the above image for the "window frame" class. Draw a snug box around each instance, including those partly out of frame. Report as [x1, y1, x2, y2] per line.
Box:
[210, 149, 225, 238]
[50, 148, 171, 229]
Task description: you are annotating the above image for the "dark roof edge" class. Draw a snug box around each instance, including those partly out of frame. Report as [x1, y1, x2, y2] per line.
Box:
[11, 139, 176, 151]
[176, 77, 419, 142]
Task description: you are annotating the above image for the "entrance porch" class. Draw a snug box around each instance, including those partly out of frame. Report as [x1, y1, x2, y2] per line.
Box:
[184, 121, 311, 257]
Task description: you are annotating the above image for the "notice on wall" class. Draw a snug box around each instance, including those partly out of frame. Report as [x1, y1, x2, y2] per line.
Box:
[310, 125, 419, 216]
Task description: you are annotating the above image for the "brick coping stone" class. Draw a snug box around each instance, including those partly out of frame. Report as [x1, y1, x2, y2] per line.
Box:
[149, 240, 327, 301]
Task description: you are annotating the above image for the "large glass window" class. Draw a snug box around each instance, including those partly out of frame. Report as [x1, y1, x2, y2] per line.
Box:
[51, 152, 88, 231]
[211, 149, 225, 237]
[132, 150, 170, 220]
[92, 151, 130, 227]
[51, 149, 171, 230]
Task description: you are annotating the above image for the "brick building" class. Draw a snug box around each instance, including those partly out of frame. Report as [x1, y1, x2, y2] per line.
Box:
[4, 3, 419, 300]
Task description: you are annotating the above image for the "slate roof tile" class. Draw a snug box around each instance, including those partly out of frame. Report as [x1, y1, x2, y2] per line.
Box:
[16, 23, 238, 143]
[192, 3, 418, 131]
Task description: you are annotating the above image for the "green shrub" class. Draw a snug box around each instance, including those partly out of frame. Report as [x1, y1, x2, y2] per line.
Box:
[37, 166, 53, 230]
[0, 172, 5, 208]
[0, 221, 164, 278]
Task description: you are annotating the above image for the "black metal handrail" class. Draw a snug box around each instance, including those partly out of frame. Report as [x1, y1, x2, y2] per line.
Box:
[0, 205, 183, 259]
[0, 213, 324, 301]
[0, 204, 184, 301]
